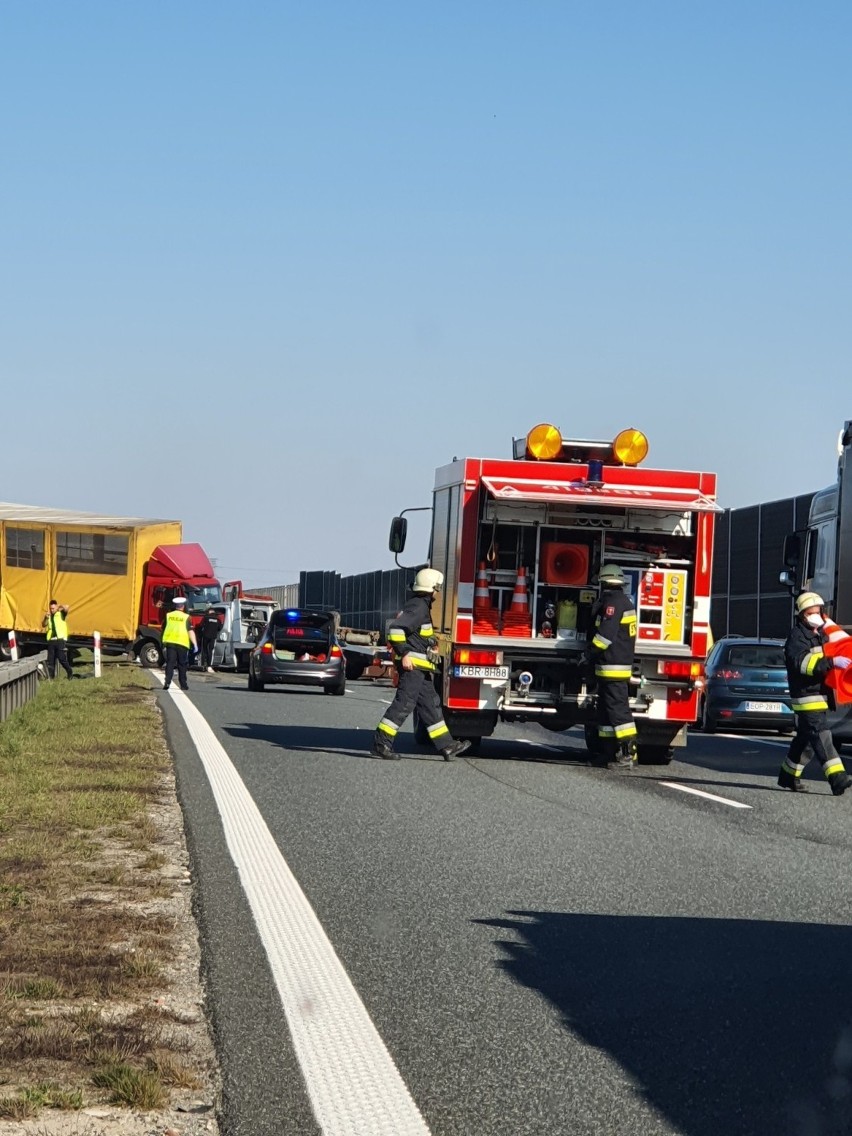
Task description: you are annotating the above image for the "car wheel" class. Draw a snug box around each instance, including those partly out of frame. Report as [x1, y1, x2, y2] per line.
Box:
[700, 697, 716, 734]
[248, 669, 265, 692]
[324, 679, 346, 696]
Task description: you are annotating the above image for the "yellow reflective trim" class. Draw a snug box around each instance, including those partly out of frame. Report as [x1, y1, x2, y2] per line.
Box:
[378, 721, 399, 736]
[388, 631, 406, 642]
[592, 636, 610, 650]
[825, 763, 845, 778]
[614, 723, 637, 738]
[427, 723, 449, 738]
[598, 726, 616, 737]
[782, 761, 804, 776]
[792, 698, 828, 711]
[596, 667, 632, 679]
[620, 611, 637, 623]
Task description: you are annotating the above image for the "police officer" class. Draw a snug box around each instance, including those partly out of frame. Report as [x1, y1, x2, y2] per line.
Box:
[162, 596, 198, 692]
[43, 599, 73, 679]
[371, 568, 470, 762]
[777, 591, 852, 795]
[198, 607, 222, 673]
[590, 564, 638, 769]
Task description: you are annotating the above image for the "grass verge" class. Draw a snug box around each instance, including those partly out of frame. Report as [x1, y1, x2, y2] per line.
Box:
[0, 665, 209, 1119]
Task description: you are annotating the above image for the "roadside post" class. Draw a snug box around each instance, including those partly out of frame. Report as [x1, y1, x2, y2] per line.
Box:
[8, 630, 18, 662]
[93, 632, 102, 678]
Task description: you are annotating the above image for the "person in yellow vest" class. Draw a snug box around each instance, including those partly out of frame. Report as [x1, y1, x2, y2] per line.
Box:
[162, 596, 198, 692]
[43, 599, 74, 679]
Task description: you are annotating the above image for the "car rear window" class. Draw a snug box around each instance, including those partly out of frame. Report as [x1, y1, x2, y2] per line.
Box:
[270, 611, 333, 646]
[727, 645, 785, 668]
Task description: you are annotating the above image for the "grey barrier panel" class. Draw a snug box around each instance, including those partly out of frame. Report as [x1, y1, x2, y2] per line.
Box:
[0, 653, 47, 724]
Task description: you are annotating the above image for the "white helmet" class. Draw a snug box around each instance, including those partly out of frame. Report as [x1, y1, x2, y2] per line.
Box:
[795, 591, 825, 615]
[598, 563, 626, 587]
[413, 568, 444, 594]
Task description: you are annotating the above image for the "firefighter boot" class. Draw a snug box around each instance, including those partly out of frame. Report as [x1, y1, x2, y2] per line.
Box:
[370, 732, 401, 760]
[829, 771, 852, 797]
[608, 739, 637, 771]
[440, 739, 471, 762]
[777, 769, 808, 793]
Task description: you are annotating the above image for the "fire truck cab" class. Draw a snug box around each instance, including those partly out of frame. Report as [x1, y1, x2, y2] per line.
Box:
[390, 424, 720, 763]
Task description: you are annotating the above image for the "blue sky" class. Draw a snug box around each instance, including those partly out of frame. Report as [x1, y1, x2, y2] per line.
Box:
[2, 2, 850, 587]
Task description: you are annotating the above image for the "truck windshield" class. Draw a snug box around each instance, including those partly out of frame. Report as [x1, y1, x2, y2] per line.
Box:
[185, 584, 223, 612]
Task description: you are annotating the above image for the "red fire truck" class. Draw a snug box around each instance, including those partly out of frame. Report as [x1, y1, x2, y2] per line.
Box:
[389, 424, 720, 763]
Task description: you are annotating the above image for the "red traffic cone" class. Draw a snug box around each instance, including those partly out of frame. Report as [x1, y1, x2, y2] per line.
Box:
[509, 567, 529, 615]
[474, 562, 492, 614]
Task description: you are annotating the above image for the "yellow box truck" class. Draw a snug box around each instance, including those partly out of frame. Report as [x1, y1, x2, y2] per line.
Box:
[0, 503, 221, 666]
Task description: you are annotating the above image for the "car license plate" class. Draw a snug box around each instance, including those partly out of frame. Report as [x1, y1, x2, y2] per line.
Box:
[455, 665, 509, 679]
[744, 701, 784, 712]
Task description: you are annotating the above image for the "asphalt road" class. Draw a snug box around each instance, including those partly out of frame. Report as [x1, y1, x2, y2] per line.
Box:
[160, 670, 852, 1136]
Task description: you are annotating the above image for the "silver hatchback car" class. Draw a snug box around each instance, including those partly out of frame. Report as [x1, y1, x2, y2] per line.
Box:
[248, 609, 346, 696]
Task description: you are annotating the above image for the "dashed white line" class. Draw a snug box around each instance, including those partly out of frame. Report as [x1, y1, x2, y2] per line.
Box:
[659, 781, 753, 809]
[160, 682, 431, 1135]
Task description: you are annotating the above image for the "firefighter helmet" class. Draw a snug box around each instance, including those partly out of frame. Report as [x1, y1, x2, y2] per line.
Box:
[413, 568, 444, 594]
[795, 591, 825, 615]
[598, 563, 626, 587]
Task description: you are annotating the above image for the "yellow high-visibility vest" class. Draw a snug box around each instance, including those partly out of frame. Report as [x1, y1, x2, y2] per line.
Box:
[46, 612, 69, 640]
[162, 610, 191, 648]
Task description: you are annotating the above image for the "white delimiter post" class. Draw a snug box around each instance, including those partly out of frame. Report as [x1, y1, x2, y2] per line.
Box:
[8, 630, 18, 662]
[93, 632, 102, 678]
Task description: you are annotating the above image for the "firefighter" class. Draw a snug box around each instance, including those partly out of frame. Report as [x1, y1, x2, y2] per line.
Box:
[590, 564, 638, 769]
[777, 591, 852, 795]
[162, 596, 198, 692]
[370, 569, 470, 762]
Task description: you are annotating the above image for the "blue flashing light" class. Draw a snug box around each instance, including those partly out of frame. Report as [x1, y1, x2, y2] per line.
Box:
[587, 459, 604, 486]
[285, 609, 299, 620]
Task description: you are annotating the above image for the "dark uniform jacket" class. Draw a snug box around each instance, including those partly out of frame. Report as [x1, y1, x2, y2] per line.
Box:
[199, 612, 222, 641]
[590, 588, 637, 680]
[785, 619, 832, 711]
[387, 593, 437, 671]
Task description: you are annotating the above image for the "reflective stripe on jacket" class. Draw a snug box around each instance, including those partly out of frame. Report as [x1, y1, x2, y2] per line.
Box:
[590, 588, 636, 680]
[162, 610, 191, 648]
[387, 593, 437, 671]
[785, 619, 831, 712]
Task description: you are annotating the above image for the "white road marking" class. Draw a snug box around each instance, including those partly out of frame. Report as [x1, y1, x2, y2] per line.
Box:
[161, 682, 431, 1135]
[659, 781, 753, 809]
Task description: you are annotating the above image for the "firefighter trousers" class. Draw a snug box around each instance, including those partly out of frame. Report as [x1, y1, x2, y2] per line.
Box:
[375, 668, 452, 752]
[597, 678, 637, 756]
[780, 709, 846, 783]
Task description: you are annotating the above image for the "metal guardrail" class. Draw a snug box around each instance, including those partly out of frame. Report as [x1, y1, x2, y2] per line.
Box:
[0, 653, 46, 723]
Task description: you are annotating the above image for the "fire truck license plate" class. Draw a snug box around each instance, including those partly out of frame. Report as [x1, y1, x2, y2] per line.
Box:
[455, 665, 510, 679]
[744, 701, 784, 712]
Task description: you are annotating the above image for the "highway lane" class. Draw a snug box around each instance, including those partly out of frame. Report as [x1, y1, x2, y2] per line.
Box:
[162, 671, 852, 1136]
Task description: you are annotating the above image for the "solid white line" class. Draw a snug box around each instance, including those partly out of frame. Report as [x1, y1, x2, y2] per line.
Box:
[659, 781, 753, 809]
[161, 683, 431, 1135]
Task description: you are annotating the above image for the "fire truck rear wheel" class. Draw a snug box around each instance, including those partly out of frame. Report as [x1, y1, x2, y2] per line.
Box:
[413, 710, 430, 747]
[636, 745, 674, 765]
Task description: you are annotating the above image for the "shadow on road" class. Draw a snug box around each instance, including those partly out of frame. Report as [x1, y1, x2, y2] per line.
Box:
[220, 722, 592, 765]
[476, 909, 852, 1136]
